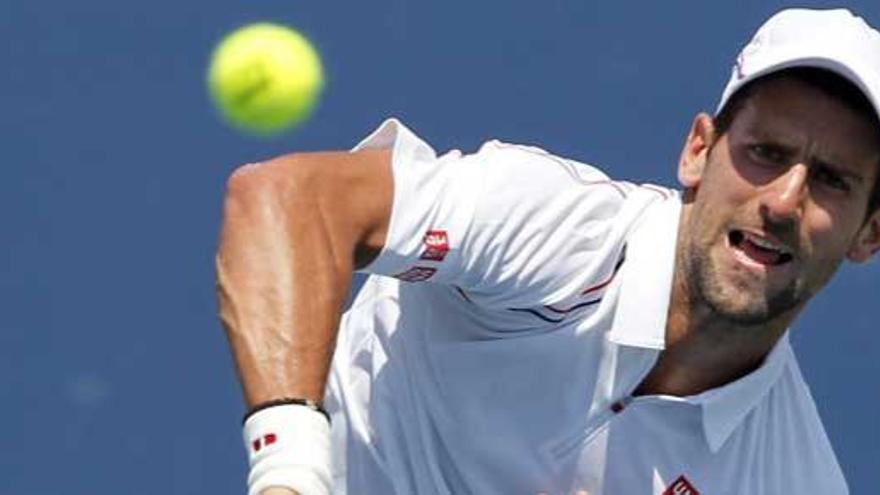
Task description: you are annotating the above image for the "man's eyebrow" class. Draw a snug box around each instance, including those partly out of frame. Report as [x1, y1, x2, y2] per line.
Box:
[742, 130, 797, 151]
[811, 158, 866, 184]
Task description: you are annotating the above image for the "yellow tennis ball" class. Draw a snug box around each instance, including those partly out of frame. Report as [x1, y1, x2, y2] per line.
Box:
[207, 23, 324, 136]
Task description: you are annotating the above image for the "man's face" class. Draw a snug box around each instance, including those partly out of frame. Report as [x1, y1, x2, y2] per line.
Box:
[677, 77, 880, 325]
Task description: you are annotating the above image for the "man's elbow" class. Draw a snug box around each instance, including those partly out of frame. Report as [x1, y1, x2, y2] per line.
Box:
[224, 153, 319, 204]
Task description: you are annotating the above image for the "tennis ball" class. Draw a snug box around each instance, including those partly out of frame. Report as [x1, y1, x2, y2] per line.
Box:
[207, 23, 324, 136]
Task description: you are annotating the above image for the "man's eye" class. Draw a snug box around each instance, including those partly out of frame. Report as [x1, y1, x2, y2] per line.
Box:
[749, 144, 786, 164]
[813, 167, 851, 192]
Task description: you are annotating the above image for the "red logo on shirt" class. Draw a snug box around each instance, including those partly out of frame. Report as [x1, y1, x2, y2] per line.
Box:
[393, 266, 437, 282]
[419, 230, 449, 261]
[663, 475, 699, 495]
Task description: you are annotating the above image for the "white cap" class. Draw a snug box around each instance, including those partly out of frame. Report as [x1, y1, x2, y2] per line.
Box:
[717, 8, 880, 118]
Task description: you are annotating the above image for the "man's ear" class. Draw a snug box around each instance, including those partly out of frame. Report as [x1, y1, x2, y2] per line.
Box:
[848, 209, 880, 263]
[677, 113, 716, 189]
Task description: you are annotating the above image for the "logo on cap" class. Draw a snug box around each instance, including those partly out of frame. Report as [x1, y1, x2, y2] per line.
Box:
[734, 52, 746, 79]
[735, 34, 764, 80]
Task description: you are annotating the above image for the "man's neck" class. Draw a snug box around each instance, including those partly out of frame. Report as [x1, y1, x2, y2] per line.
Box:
[634, 268, 794, 398]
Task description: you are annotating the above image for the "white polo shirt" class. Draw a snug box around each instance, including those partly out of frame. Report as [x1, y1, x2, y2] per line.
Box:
[324, 119, 848, 494]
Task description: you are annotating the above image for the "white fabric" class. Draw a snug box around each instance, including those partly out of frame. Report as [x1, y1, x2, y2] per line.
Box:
[324, 119, 848, 494]
[717, 8, 880, 118]
[244, 405, 332, 495]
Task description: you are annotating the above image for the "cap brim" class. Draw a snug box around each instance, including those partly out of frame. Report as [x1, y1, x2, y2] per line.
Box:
[717, 54, 880, 122]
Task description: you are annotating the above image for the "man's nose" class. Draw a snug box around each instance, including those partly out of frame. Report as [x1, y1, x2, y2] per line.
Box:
[761, 163, 808, 222]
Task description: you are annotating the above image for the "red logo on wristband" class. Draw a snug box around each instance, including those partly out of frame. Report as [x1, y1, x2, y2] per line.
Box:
[252, 433, 278, 452]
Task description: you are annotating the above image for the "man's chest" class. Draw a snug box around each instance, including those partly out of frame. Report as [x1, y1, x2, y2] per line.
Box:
[431, 394, 816, 495]
[544, 396, 711, 495]
[420, 336, 828, 495]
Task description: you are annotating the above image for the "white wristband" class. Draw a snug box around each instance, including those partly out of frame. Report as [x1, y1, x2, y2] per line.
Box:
[243, 404, 332, 495]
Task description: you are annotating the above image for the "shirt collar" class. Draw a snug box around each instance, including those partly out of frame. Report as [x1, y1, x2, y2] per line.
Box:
[690, 333, 792, 452]
[607, 189, 681, 349]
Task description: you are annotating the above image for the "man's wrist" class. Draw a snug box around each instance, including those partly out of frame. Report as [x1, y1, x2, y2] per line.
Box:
[244, 397, 330, 425]
[243, 403, 331, 495]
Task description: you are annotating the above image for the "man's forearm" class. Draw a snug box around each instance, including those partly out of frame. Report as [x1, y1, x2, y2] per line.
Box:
[216, 158, 354, 406]
[216, 150, 391, 495]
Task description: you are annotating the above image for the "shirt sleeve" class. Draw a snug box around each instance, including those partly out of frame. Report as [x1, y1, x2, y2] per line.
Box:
[352, 118, 632, 310]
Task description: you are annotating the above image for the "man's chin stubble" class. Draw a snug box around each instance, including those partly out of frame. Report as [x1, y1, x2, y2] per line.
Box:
[686, 250, 800, 327]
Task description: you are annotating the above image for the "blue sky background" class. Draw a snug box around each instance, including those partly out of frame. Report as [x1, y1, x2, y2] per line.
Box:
[2, 1, 878, 493]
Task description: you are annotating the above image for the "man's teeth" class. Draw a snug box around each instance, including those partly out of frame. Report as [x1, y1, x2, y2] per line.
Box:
[744, 233, 787, 254]
[749, 236, 779, 250]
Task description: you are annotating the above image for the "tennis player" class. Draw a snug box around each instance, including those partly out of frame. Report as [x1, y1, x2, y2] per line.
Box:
[217, 8, 880, 495]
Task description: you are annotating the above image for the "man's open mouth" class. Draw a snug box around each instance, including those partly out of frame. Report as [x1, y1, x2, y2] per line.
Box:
[728, 230, 794, 266]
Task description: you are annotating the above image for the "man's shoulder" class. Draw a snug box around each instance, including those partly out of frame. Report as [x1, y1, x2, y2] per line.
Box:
[470, 139, 613, 185]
